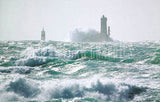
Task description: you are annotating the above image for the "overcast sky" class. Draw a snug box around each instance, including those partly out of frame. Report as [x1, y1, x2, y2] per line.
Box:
[0, 0, 160, 42]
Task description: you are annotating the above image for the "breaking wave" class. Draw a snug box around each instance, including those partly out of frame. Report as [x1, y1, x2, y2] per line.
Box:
[71, 50, 136, 63]
[2, 79, 147, 101]
[150, 49, 160, 64]
[15, 57, 53, 67]
[7, 78, 40, 98]
[0, 66, 37, 74]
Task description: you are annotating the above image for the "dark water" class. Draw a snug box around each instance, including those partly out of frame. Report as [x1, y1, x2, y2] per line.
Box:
[0, 40, 160, 102]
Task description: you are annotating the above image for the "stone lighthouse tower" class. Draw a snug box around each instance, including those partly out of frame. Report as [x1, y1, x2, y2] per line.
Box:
[100, 15, 111, 41]
[101, 15, 107, 35]
[41, 28, 45, 41]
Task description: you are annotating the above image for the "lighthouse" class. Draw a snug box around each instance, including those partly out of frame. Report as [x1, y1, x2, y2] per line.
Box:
[41, 28, 45, 41]
[101, 15, 107, 35]
[100, 15, 111, 41]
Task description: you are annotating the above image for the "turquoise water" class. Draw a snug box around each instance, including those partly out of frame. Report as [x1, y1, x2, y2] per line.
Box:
[0, 40, 160, 102]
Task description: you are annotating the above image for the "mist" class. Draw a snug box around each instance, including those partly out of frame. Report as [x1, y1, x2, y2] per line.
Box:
[71, 29, 99, 42]
[70, 29, 113, 42]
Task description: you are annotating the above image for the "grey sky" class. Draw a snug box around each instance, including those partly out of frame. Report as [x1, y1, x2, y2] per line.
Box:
[0, 0, 160, 42]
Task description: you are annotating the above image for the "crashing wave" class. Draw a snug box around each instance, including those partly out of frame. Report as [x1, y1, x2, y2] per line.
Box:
[15, 47, 58, 67]
[0, 66, 38, 74]
[71, 50, 135, 63]
[7, 78, 40, 98]
[47, 80, 147, 101]
[21, 47, 57, 58]
[15, 57, 54, 67]
[150, 49, 160, 64]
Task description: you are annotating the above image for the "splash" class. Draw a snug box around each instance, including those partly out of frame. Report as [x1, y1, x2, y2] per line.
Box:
[70, 29, 112, 42]
[7, 78, 40, 98]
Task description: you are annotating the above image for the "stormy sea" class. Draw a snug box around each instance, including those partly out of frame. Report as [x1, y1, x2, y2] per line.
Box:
[0, 40, 160, 102]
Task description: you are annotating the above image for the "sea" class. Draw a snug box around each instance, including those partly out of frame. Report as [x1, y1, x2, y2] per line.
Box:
[0, 40, 160, 102]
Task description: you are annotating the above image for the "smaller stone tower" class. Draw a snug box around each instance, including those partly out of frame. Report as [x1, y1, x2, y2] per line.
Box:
[108, 26, 110, 36]
[41, 28, 45, 41]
